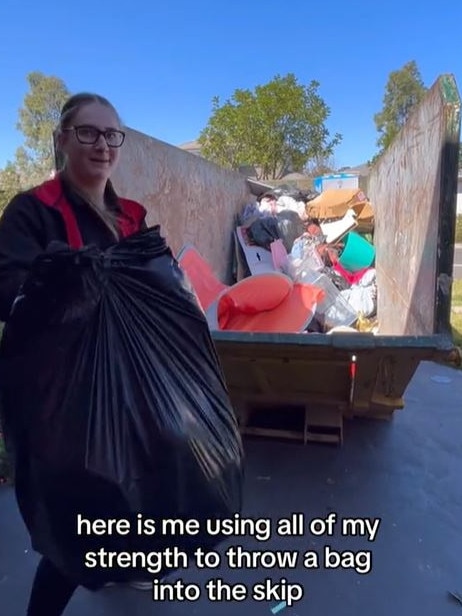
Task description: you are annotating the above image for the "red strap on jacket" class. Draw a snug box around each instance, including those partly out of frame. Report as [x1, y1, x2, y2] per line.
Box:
[32, 176, 146, 249]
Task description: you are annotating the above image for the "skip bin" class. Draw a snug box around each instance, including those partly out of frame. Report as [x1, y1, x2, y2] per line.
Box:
[211, 75, 461, 444]
[109, 74, 460, 445]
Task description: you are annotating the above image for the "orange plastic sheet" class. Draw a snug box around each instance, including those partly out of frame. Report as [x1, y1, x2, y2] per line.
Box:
[178, 245, 324, 333]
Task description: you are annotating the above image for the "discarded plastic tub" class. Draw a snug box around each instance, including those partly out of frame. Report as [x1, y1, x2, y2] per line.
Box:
[177, 245, 324, 333]
[208, 272, 323, 333]
[295, 270, 358, 330]
[339, 232, 375, 272]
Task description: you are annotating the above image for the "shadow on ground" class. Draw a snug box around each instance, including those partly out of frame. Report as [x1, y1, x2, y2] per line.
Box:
[1, 361, 461, 615]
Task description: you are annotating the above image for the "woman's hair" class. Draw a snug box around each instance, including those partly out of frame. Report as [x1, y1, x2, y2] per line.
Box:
[59, 92, 122, 131]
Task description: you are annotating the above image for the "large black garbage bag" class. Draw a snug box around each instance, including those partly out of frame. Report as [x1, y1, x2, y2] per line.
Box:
[276, 211, 306, 253]
[0, 226, 244, 588]
[248, 211, 305, 252]
[247, 216, 280, 249]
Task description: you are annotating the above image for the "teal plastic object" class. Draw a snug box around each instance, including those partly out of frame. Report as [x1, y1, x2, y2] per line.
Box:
[339, 232, 375, 272]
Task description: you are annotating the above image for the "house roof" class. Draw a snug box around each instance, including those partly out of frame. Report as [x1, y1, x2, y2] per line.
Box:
[339, 163, 371, 176]
[178, 140, 201, 151]
[281, 172, 309, 180]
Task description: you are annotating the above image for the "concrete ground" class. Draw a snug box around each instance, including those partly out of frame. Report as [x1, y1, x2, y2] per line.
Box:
[1, 360, 462, 615]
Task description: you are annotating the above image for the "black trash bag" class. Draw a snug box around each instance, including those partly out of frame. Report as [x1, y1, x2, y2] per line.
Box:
[0, 226, 244, 588]
[276, 211, 305, 253]
[247, 216, 280, 250]
[247, 210, 305, 253]
[303, 190, 320, 203]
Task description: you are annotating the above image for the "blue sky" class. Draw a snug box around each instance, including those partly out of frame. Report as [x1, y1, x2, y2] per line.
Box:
[1, 0, 461, 170]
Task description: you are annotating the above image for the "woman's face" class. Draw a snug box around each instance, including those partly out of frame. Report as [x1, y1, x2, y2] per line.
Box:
[59, 102, 123, 185]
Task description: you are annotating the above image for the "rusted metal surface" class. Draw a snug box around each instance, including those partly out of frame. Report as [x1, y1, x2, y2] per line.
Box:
[111, 128, 253, 282]
[212, 331, 452, 425]
[368, 74, 460, 336]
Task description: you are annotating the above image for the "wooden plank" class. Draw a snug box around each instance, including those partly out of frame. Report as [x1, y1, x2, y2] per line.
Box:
[241, 427, 304, 442]
[305, 407, 343, 445]
[236, 402, 343, 446]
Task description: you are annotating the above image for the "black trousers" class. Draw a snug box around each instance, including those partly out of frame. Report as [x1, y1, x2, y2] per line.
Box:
[27, 557, 79, 616]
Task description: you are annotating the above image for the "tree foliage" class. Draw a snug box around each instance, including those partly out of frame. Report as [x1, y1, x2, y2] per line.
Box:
[305, 154, 337, 178]
[16, 71, 70, 177]
[374, 61, 426, 155]
[0, 71, 70, 212]
[198, 74, 341, 180]
[0, 163, 22, 214]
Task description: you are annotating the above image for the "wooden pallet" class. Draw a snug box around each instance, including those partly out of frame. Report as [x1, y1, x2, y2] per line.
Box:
[235, 401, 343, 446]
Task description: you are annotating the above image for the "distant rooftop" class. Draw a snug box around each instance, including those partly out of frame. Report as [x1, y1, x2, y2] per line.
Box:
[338, 163, 371, 176]
[178, 140, 202, 154]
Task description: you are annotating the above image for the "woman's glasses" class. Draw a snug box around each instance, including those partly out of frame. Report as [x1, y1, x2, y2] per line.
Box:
[64, 125, 125, 148]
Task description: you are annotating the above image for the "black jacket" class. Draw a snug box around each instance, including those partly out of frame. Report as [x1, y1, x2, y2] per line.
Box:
[0, 177, 147, 321]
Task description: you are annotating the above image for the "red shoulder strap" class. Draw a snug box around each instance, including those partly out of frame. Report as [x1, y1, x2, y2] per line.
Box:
[33, 177, 84, 249]
[118, 198, 147, 239]
[33, 176, 147, 247]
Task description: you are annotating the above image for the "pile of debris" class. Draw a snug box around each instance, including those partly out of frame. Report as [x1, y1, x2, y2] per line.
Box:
[233, 188, 378, 334]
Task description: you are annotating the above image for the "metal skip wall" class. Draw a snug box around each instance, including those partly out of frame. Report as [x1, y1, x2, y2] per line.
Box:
[111, 127, 253, 282]
[368, 75, 460, 336]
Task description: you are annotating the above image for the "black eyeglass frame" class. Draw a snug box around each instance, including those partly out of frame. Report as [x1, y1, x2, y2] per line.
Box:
[63, 125, 126, 148]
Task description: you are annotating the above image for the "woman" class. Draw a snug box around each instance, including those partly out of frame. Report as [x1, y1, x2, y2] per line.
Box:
[0, 93, 153, 614]
[0, 93, 147, 322]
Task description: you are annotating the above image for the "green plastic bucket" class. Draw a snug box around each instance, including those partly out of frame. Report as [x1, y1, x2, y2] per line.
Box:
[339, 232, 375, 272]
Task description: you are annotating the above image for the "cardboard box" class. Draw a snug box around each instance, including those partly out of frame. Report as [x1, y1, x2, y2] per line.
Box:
[306, 189, 369, 220]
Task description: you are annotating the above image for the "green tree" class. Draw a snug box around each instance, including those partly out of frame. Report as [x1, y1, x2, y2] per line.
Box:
[16, 71, 70, 181]
[0, 71, 70, 213]
[374, 61, 427, 156]
[0, 162, 22, 213]
[198, 74, 341, 181]
[305, 154, 337, 177]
